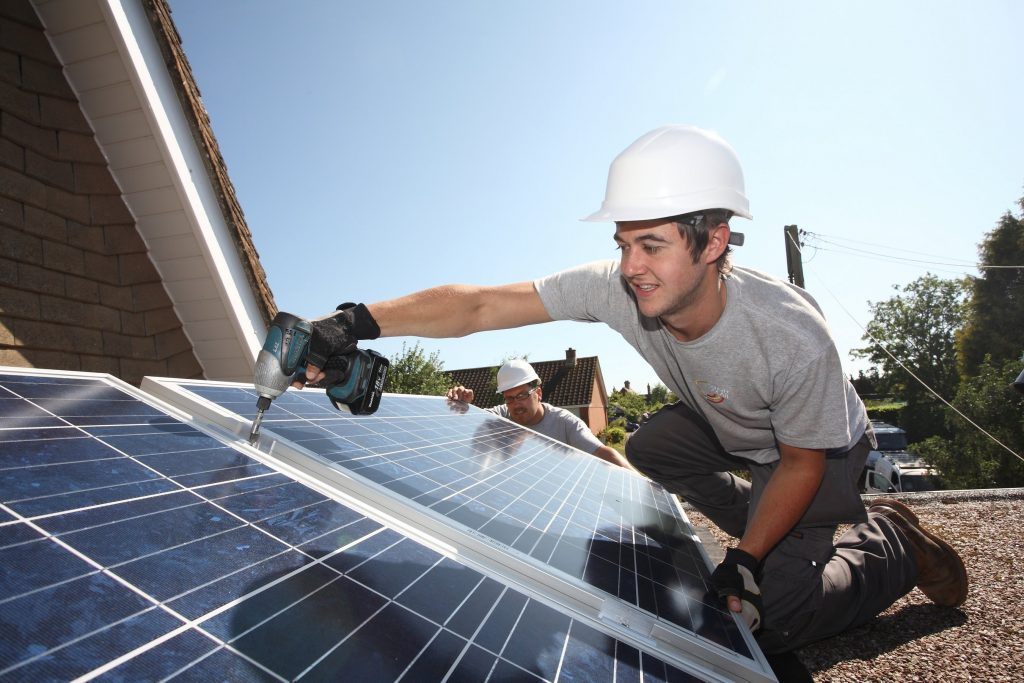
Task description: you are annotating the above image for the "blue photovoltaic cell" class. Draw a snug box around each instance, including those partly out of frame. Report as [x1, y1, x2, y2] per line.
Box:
[177, 383, 751, 659]
[0, 371, 708, 682]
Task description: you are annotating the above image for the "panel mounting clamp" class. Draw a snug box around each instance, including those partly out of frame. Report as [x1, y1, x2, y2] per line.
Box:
[598, 600, 658, 646]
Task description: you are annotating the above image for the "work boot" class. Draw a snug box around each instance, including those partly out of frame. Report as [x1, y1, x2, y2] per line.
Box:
[868, 501, 968, 607]
[869, 497, 919, 524]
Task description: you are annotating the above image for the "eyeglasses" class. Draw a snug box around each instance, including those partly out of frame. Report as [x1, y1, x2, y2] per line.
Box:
[503, 387, 539, 404]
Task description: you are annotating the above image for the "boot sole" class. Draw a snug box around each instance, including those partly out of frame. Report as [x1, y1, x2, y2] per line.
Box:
[872, 502, 968, 607]
[916, 524, 968, 607]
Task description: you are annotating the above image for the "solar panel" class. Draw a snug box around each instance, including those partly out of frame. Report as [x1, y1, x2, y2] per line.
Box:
[145, 377, 776, 682]
[0, 368, 765, 682]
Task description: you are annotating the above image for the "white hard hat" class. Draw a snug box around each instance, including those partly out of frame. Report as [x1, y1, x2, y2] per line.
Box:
[582, 124, 752, 223]
[496, 359, 540, 393]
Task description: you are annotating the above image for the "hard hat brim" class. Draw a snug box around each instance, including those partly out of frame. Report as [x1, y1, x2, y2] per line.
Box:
[580, 206, 753, 222]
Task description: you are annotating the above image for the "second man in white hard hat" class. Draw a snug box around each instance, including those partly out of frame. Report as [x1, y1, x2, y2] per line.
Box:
[446, 358, 633, 469]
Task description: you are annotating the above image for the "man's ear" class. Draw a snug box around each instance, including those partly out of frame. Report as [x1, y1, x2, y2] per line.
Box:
[704, 223, 730, 263]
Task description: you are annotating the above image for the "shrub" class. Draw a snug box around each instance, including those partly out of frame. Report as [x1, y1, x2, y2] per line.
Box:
[602, 426, 626, 445]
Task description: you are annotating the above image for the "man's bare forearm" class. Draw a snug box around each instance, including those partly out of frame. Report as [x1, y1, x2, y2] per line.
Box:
[367, 282, 551, 338]
[594, 445, 640, 472]
[737, 443, 825, 561]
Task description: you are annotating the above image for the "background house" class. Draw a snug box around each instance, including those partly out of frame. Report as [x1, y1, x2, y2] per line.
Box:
[1, 0, 274, 386]
[447, 348, 610, 435]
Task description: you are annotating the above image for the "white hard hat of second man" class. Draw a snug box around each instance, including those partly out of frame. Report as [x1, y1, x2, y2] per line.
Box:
[495, 358, 541, 393]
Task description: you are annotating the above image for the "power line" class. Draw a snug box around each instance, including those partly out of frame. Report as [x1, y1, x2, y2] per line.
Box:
[789, 231, 1024, 464]
[802, 244, 979, 278]
[803, 231, 976, 262]
[802, 231, 1024, 271]
[808, 238, 978, 268]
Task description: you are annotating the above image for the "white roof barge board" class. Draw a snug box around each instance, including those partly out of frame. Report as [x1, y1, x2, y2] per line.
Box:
[30, 0, 272, 382]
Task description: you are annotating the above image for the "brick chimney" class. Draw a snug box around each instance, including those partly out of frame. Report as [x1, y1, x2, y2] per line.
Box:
[564, 348, 577, 367]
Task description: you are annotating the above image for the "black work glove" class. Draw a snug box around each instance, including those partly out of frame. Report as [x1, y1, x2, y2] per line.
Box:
[306, 303, 381, 370]
[709, 548, 763, 632]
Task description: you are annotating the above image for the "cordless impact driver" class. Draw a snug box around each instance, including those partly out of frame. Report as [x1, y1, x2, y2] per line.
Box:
[247, 311, 389, 444]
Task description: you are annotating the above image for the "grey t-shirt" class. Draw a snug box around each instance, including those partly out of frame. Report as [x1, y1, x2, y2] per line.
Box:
[490, 402, 604, 454]
[535, 261, 868, 464]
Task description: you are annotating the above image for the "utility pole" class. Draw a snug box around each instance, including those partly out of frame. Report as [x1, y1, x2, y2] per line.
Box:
[784, 225, 805, 289]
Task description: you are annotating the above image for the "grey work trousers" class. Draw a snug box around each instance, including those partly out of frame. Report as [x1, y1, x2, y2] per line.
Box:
[625, 402, 918, 653]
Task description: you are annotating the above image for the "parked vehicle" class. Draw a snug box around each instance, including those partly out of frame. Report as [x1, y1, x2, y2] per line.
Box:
[866, 421, 940, 492]
[898, 468, 941, 492]
[860, 448, 902, 494]
[872, 421, 909, 454]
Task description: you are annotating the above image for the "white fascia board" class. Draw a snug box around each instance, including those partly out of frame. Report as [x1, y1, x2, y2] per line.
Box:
[99, 0, 266, 370]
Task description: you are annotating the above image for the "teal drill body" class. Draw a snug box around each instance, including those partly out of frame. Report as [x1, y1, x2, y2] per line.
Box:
[247, 311, 388, 444]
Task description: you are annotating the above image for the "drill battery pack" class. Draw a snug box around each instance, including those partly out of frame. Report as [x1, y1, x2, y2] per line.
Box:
[322, 348, 389, 415]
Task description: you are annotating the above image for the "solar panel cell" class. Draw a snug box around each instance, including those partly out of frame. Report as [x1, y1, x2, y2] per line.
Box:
[7, 466, 179, 519]
[168, 548, 313, 622]
[395, 556, 476, 621]
[1, 527, 93, 598]
[302, 602, 439, 681]
[98, 629, 223, 682]
[346, 537, 444, 598]
[398, 628, 466, 681]
[259, 500, 382, 550]
[502, 599, 572, 673]
[0, 431, 114, 468]
[1, 572, 170, 677]
[0, 398, 67, 429]
[445, 575, 504, 639]
[50, 498, 241, 565]
[449, 644, 503, 680]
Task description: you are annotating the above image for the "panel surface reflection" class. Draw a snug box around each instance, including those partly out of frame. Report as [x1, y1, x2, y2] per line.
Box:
[182, 384, 750, 657]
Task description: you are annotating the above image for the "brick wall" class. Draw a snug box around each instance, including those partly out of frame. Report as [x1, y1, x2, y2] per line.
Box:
[0, 0, 203, 386]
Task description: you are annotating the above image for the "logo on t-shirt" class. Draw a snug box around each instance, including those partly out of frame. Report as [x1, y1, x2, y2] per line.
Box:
[695, 380, 728, 405]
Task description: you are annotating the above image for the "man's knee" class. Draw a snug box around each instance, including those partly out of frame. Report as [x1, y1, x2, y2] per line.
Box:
[623, 427, 652, 468]
[623, 425, 686, 482]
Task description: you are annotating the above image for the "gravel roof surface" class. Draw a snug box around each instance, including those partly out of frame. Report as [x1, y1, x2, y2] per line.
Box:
[684, 490, 1024, 682]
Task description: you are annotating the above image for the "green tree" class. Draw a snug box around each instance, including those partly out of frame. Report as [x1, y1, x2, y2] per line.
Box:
[851, 274, 969, 441]
[383, 342, 452, 395]
[648, 383, 675, 406]
[607, 383, 675, 423]
[957, 197, 1024, 377]
[850, 367, 883, 399]
[913, 356, 1024, 489]
[608, 390, 650, 422]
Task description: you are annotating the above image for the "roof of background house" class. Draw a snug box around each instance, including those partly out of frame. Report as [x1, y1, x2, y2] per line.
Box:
[28, 0, 275, 381]
[447, 353, 606, 409]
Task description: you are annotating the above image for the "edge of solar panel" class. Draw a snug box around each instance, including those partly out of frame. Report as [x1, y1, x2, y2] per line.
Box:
[142, 376, 776, 683]
[0, 366, 758, 683]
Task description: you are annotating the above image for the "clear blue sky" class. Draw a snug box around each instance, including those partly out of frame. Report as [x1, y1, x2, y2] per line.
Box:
[169, 1, 1023, 395]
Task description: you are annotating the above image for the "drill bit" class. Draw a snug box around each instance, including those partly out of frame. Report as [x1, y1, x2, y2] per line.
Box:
[247, 396, 272, 445]
[249, 312, 313, 446]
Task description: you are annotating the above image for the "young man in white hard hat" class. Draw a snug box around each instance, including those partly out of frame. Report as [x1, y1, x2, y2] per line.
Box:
[446, 358, 633, 469]
[298, 125, 967, 653]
